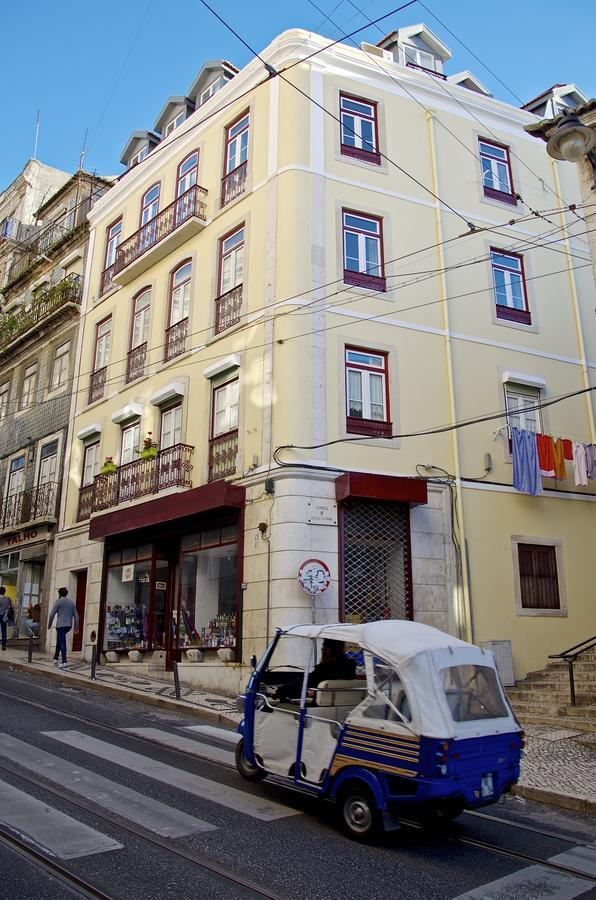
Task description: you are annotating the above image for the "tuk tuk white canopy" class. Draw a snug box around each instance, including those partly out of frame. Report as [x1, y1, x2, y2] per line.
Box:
[280, 621, 518, 739]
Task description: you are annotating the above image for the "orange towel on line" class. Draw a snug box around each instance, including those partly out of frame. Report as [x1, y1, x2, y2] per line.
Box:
[552, 439, 567, 479]
[536, 434, 556, 477]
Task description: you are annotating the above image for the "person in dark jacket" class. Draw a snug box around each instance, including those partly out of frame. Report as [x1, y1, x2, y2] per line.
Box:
[0, 587, 14, 651]
[48, 587, 79, 669]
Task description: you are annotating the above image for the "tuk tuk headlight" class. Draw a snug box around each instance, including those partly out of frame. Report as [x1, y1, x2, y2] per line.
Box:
[236, 695, 246, 713]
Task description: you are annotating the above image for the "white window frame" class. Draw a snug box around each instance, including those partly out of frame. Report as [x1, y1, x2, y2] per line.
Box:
[105, 219, 122, 269]
[403, 44, 436, 70]
[219, 227, 244, 295]
[200, 75, 225, 105]
[177, 151, 199, 197]
[479, 140, 513, 196]
[50, 340, 70, 391]
[164, 111, 185, 137]
[141, 184, 160, 225]
[6, 454, 25, 499]
[37, 439, 59, 487]
[169, 262, 192, 327]
[339, 94, 378, 154]
[345, 348, 389, 422]
[131, 290, 151, 350]
[120, 421, 141, 466]
[225, 113, 250, 175]
[20, 362, 37, 410]
[160, 404, 182, 449]
[129, 144, 149, 167]
[505, 383, 542, 434]
[212, 378, 239, 437]
[82, 441, 100, 487]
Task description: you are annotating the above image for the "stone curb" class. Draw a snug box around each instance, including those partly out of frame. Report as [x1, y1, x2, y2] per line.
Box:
[511, 784, 596, 815]
[0, 658, 240, 731]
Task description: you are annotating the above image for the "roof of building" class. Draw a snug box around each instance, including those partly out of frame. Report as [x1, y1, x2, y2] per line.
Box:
[187, 59, 238, 101]
[119, 130, 161, 166]
[376, 23, 452, 62]
[35, 170, 115, 217]
[153, 96, 195, 134]
[525, 97, 596, 139]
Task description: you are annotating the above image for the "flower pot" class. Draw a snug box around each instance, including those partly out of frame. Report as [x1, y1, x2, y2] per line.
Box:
[100, 464, 117, 475]
[140, 446, 158, 460]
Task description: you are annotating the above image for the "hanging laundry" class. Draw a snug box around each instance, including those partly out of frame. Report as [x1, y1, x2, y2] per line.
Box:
[536, 434, 556, 477]
[572, 441, 588, 487]
[586, 444, 596, 480]
[512, 428, 543, 495]
[552, 439, 567, 480]
[562, 439, 573, 460]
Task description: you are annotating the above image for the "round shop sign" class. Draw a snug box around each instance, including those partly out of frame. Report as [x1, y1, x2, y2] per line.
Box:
[297, 559, 331, 595]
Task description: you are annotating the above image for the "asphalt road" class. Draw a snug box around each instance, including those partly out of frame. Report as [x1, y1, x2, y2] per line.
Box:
[0, 667, 594, 900]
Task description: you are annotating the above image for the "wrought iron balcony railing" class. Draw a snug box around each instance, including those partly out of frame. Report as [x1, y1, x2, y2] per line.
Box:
[221, 161, 247, 207]
[214, 284, 242, 334]
[164, 317, 188, 362]
[0, 275, 82, 355]
[126, 342, 147, 383]
[0, 482, 58, 530]
[88, 366, 107, 404]
[208, 430, 238, 482]
[78, 443, 194, 518]
[98, 186, 207, 294]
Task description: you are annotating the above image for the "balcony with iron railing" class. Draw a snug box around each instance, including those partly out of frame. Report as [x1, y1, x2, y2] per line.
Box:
[126, 342, 147, 383]
[101, 185, 208, 293]
[214, 284, 243, 334]
[4, 199, 91, 288]
[0, 274, 82, 357]
[208, 430, 238, 482]
[77, 443, 194, 520]
[0, 482, 58, 531]
[164, 317, 188, 362]
[221, 162, 247, 207]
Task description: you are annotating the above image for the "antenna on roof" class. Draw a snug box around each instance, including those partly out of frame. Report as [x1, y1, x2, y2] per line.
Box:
[32, 111, 40, 160]
[79, 128, 88, 171]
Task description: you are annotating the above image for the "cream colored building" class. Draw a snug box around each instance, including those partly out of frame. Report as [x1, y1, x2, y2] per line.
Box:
[53, 25, 596, 692]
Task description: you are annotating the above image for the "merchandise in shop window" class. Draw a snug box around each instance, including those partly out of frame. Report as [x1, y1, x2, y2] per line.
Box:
[199, 613, 237, 649]
[106, 603, 146, 650]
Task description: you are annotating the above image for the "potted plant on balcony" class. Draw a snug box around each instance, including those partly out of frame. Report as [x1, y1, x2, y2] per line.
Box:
[100, 456, 117, 474]
[139, 432, 158, 460]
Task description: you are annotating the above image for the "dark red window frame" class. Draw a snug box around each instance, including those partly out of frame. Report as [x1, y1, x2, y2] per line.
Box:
[518, 543, 561, 610]
[103, 217, 122, 270]
[479, 138, 517, 206]
[342, 208, 386, 292]
[128, 287, 151, 350]
[93, 314, 112, 371]
[345, 345, 392, 437]
[139, 181, 161, 227]
[167, 258, 192, 327]
[176, 150, 199, 196]
[339, 92, 381, 165]
[491, 247, 531, 326]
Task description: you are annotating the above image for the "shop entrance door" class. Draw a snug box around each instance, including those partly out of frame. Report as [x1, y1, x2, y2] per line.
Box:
[73, 571, 87, 652]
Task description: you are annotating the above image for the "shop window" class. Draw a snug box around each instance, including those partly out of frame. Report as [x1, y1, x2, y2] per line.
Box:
[0, 552, 19, 613]
[178, 525, 239, 650]
[17, 561, 43, 638]
[104, 545, 169, 652]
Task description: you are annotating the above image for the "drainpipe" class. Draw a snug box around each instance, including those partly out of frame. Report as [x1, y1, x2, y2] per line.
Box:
[551, 161, 596, 442]
[426, 112, 473, 642]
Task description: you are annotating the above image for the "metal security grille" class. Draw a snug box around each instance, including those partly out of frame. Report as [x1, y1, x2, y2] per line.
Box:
[342, 500, 412, 622]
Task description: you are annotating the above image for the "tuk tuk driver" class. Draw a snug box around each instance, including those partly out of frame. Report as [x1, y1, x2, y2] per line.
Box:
[276, 639, 356, 702]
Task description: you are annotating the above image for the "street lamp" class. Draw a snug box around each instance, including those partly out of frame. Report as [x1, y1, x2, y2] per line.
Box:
[545, 115, 596, 163]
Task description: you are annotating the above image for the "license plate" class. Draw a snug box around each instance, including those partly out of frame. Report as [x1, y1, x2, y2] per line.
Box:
[481, 773, 494, 797]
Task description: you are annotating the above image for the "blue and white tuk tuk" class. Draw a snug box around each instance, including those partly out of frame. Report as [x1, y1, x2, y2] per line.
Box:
[236, 621, 523, 839]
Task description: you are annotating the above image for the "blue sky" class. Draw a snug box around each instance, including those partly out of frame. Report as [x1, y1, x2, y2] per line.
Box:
[1, 0, 595, 188]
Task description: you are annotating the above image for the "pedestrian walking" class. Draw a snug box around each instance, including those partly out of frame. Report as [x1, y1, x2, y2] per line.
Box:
[0, 587, 15, 651]
[48, 587, 79, 669]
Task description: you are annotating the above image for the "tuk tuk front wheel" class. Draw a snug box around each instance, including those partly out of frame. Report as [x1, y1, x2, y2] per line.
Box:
[235, 737, 266, 782]
[337, 784, 381, 841]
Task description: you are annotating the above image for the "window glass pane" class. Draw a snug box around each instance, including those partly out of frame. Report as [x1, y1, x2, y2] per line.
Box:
[105, 559, 152, 650]
[344, 214, 378, 234]
[369, 373, 384, 420]
[341, 113, 356, 147]
[510, 273, 524, 309]
[179, 544, 237, 648]
[481, 158, 494, 189]
[493, 267, 507, 306]
[480, 141, 507, 161]
[363, 657, 410, 721]
[344, 231, 360, 271]
[347, 369, 363, 417]
[174, 262, 192, 285]
[441, 665, 508, 721]
[346, 350, 383, 368]
[361, 119, 375, 152]
[496, 161, 510, 192]
[341, 98, 374, 116]
[492, 252, 520, 272]
[364, 235, 380, 274]
[229, 115, 249, 138]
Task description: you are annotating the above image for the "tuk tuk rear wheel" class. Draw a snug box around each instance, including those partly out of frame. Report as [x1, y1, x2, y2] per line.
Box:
[337, 784, 381, 841]
[235, 737, 266, 782]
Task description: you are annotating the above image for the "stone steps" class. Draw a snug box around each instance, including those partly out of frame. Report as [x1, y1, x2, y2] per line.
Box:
[517, 713, 596, 734]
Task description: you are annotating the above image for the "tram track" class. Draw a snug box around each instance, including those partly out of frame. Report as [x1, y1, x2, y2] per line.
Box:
[0, 681, 594, 888]
[0, 824, 115, 900]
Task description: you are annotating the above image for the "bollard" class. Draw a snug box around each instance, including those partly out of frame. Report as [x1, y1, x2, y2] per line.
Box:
[27, 633, 33, 664]
[173, 660, 181, 700]
[90, 644, 97, 680]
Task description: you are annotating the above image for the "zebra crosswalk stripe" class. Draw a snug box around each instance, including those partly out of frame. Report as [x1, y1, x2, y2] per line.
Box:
[0, 778, 123, 859]
[122, 727, 235, 765]
[44, 730, 301, 821]
[0, 733, 215, 838]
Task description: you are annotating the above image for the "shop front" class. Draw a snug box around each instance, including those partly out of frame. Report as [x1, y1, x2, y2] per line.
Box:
[0, 526, 53, 644]
[90, 481, 245, 669]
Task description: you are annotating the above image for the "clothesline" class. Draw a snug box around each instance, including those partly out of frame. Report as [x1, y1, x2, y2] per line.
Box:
[512, 428, 596, 495]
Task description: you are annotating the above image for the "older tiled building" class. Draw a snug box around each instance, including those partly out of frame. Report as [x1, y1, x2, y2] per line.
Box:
[0, 166, 112, 647]
[52, 25, 595, 691]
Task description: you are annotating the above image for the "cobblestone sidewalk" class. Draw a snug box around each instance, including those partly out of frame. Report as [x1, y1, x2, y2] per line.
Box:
[1, 648, 594, 813]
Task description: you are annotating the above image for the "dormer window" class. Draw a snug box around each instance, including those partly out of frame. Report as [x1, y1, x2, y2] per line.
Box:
[129, 145, 149, 168]
[404, 44, 436, 71]
[164, 111, 186, 137]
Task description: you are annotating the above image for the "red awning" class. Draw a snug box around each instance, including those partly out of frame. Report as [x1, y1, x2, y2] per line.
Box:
[335, 472, 427, 506]
[89, 480, 245, 540]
